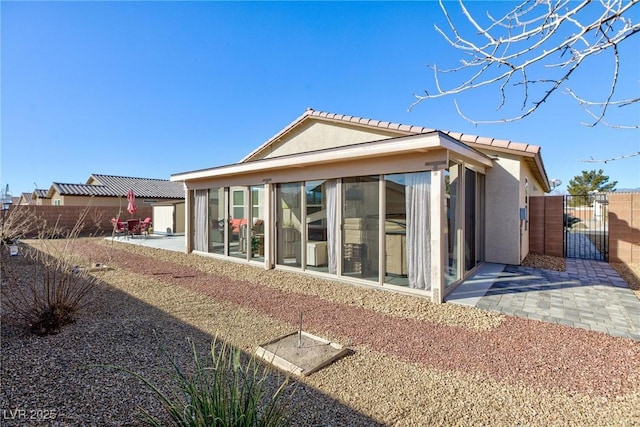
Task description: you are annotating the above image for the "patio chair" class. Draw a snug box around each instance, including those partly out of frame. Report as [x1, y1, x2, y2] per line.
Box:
[127, 219, 141, 238]
[111, 218, 125, 238]
[139, 217, 152, 237]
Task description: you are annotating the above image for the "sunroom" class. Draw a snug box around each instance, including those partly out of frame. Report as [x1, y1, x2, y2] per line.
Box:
[171, 129, 494, 303]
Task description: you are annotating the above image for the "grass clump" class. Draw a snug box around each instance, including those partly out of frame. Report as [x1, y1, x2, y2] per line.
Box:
[106, 337, 294, 427]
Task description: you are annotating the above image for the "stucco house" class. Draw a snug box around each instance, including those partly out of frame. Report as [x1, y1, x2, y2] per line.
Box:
[171, 109, 549, 302]
[42, 174, 186, 234]
[44, 174, 184, 207]
[18, 189, 50, 205]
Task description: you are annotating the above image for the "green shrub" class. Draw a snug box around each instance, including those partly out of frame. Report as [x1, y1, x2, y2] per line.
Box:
[104, 338, 294, 427]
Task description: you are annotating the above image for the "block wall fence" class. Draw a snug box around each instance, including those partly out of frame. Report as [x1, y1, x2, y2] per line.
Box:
[6, 205, 153, 238]
[608, 193, 640, 264]
[529, 193, 640, 264]
[6, 195, 640, 263]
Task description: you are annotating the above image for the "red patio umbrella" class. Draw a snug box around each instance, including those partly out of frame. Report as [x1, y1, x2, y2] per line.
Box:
[127, 189, 137, 216]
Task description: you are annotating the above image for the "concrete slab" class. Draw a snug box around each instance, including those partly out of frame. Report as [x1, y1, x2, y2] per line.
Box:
[445, 263, 505, 306]
[255, 331, 351, 376]
[106, 234, 185, 252]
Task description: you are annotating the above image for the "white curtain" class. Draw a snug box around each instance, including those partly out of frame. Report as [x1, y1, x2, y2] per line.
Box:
[194, 189, 208, 252]
[406, 172, 431, 290]
[326, 179, 338, 274]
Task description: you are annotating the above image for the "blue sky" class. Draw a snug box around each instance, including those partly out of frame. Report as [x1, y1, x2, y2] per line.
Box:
[2, 1, 639, 197]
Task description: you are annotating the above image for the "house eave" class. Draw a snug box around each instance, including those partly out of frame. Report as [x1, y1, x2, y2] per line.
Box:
[172, 132, 493, 183]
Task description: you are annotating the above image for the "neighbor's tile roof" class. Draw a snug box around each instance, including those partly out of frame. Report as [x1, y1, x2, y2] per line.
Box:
[47, 175, 184, 199]
[34, 189, 49, 198]
[50, 183, 115, 197]
[20, 192, 33, 204]
[89, 174, 185, 198]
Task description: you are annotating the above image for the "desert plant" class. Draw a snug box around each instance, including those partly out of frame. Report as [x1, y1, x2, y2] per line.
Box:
[102, 337, 294, 427]
[1, 206, 110, 335]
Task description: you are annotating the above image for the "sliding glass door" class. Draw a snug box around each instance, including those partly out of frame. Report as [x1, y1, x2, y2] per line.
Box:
[208, 187, 225, 255]
[342, 176, 379, 283]
[276, 182, 302, 267]
[305, 180, 329, 273]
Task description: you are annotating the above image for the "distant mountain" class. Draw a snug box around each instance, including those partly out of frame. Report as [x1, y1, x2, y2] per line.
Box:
[613, 188, 640, 193]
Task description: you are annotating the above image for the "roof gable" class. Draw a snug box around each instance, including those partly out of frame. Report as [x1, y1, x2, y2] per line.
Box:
[252, 119, 409, 160]
[241, 108, 549, 191]
[20, 192, 33, 204]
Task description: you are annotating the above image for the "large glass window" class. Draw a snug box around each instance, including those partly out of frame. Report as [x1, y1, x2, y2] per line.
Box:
[384, 174, 408, 286]
[276, 182, 302, 267]
[385, 172, 432, 290]
[305, 180, 329, 272]
[249, 185, 265, 261]
[229, 186, 248, 259]
[342, 176, 379, 283]
[208, 187, 225, 255]
[193, 189, 208, 252]
[445, 162, 461, 287]
[464, 167, 476, 272]
[477, 174, 485, 263]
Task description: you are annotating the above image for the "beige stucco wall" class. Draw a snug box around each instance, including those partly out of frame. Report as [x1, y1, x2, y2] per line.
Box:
[519, 162, 546, 261]
[47, 191, 127, 207]
[175, 202, 185, 234]
[262, 121, 403, 159]
[484, 154, 522, 265]
[483, 152, 547, 265]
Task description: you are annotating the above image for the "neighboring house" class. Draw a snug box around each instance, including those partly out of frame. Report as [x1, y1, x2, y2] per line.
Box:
[18, 192, 33, 205]
[18, 189, 50, 205]
[171, 109, 550, 302]
[44, 174, 184, 206]
[44, 174, 186, 234]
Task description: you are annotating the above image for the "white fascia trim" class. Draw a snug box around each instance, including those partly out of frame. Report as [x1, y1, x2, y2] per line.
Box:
[171, 132, 491, 182]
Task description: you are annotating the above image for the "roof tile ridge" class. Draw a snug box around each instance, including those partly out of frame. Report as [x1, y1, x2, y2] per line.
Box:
[95, 173, 169, 182]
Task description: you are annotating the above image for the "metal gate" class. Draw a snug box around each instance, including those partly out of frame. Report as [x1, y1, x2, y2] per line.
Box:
[564, 194, 608, 261]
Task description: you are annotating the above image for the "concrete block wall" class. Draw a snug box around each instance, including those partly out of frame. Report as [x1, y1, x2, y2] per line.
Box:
[529, 195, 564, 257]
[609, 193, 640, 264]
[531, 193, 640, 264]
[6, 205, 152, 238]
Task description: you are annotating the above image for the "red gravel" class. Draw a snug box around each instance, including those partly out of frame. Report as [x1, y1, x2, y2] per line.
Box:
[78, 241, 640, 398]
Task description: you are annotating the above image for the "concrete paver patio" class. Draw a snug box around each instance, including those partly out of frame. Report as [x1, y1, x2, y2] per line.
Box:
[447, 259, 640, 341]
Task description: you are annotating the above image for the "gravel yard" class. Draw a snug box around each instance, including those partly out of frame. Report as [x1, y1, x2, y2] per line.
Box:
[2, 238, 639, 426]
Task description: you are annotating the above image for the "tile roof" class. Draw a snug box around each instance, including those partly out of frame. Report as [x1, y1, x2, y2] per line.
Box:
[47, 175, 184, 199]
[34, 189, 49, 198]
[244, 108, 541, 161]
[89, 174, 184, 198]
[20, 192, 33, 204]
[50, 183, 114, 197]
[241, 108, 549, 191]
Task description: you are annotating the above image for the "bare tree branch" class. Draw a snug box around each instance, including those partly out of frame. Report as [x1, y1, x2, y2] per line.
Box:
[411, 0, 640, 128]
[578, 151, 640, 163]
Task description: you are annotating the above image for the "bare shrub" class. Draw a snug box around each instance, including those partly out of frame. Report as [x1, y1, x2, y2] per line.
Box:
[0, 206, 37, 245]
[1, 206, 112, 336]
